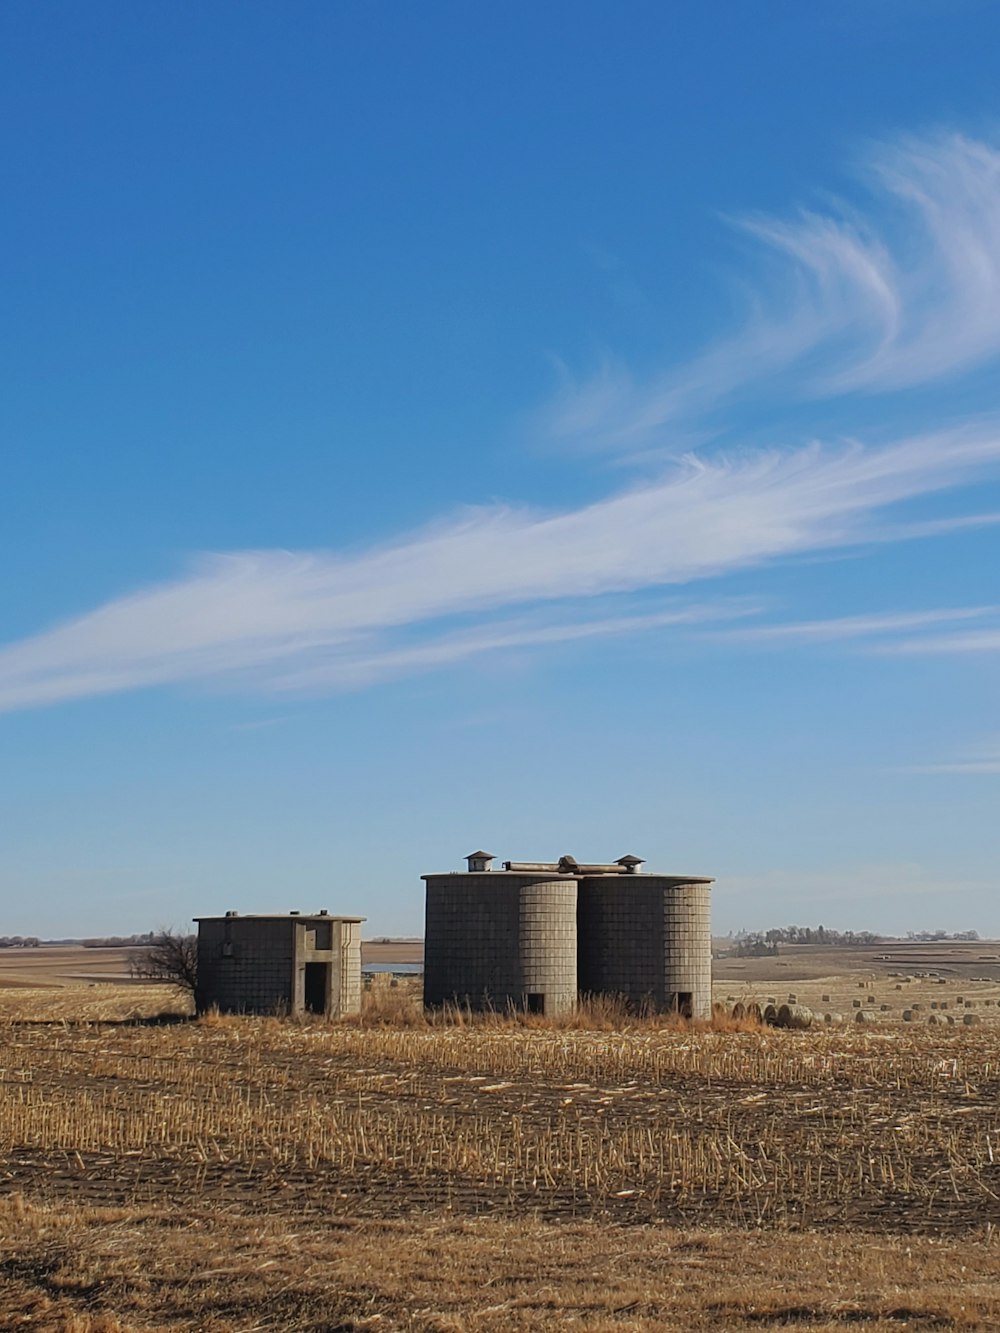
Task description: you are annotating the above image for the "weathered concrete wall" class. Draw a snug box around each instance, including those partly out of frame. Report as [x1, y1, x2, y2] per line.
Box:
[423, 873, 577, 1013]
[332, 918, 363, 1017]
[197, 915, 363, 1017]
[196, 917, 295, 1015]
[662, 881, 713, 1020]
[577, 876, 713, 1016]
[519, 879, 577, 1016]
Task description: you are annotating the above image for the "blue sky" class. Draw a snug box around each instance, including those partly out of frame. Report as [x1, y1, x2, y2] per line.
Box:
[2, 2, 1000, 938]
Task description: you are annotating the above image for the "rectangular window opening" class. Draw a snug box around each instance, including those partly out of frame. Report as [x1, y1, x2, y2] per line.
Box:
[526, 993, 544, 1014]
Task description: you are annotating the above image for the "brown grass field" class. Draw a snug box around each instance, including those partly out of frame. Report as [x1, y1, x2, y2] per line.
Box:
[2, 948, 1000, 1329]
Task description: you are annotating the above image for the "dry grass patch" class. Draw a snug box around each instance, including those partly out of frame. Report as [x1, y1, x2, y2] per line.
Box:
[4, 985, 1000, 1328]
[1, 1195, 999, 1331]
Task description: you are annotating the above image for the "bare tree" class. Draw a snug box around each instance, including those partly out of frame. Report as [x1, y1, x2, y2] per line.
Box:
[130, 929, 198, 995]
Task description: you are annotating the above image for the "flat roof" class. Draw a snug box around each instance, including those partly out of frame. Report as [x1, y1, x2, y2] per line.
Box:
[193, 913, 366, 922]
[421, 872, 713, 884]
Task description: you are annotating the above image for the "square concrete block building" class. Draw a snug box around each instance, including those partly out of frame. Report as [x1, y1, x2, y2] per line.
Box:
[423, 852, 713, 1018]
[194, 911, 364, 1017]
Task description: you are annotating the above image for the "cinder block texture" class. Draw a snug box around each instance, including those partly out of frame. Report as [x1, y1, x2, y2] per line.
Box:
[576, 876, 711, 1017]
[423, 874, 577, 1014]
[196, 917, 296, 1015]
[425, 867, 713, 1018]
[195, 914, 364, 1018]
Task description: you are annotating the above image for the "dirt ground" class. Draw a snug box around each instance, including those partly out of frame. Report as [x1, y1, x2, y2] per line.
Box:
[3, 968, 1000, 1329]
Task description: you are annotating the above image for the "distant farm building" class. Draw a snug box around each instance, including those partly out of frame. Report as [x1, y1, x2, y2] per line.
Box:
[194, 911, 364, 1017]
[423, 852, 713, 1018]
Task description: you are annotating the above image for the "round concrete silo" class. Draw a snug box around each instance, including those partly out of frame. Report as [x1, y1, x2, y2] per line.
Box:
[577, 874, 713, 1017]
[661, 879, 713, 1020]
[422, 870, 577, 1015]
[518, 879, 577, 1016]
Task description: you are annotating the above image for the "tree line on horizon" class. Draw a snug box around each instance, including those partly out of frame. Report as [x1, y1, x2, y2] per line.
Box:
[731, 925, 981, 956]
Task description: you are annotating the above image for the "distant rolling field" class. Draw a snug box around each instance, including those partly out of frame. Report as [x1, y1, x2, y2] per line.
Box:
[0, 938, 424, 989]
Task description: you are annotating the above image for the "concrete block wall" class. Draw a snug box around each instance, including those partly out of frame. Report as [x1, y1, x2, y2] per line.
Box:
[519, 879, 577, 1015]
[562, 874, 714, 1017]
[196, 917, 295, 1015]
[424, 864, 714, 1018]
[196, 915, 365, 1017]
[423, 873, 521, 1008]
[662, 882, 713, 1020]
[423, 873, 577, 1013]
[332, 918, 363, 1017]
[576, 876, 666, 1008]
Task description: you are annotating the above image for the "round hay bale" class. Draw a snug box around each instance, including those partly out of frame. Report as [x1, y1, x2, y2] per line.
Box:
[821, 993, 831, 1002]
[777, 1003, 813, 1030]
[911, 1003, 923, 1011]
[945, 1014, 955, 1025]
[940, 1002, 949, 1010]
[824, 1011, 843, 1024]
[930, 1001, 938, 1009]
[956, 996, 964, 1004]
[855, 1009, 879, 1024]
[963, 1013, 979, 1025]
[763, 1004, 778, 1026]
[746, 1002, 763, 1023]
[731, 1001, 746, 1020]
[852, 998, 862, 1008]
[903, 1010, 913, 1021]
[880, 1004, 890, 1011]
[927, 1013, 941, 1025]
[866, 995, 876, 1004]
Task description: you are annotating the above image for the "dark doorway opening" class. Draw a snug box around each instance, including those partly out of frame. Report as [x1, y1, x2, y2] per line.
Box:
[526, 993, 544, 1014]
[304, 963, 329, 1015]
[675, 992, 693, 1019]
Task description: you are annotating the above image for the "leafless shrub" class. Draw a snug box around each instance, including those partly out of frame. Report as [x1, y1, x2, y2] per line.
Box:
[129, 929, 197, 995]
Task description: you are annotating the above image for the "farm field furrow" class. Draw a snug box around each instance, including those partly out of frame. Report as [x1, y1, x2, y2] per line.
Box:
[4, 1000, 1000, 1234]
[3, 985, 1000, 1329]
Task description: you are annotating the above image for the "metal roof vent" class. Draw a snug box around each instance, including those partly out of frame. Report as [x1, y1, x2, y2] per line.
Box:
[615, 854, 644, 874]
[466, 850, 495, 872]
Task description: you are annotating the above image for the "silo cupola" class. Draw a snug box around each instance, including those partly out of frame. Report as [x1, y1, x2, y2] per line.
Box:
[465, 850, 495, 872]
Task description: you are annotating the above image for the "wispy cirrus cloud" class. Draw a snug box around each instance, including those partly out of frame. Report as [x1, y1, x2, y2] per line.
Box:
[706, 604, 1000, 646]
[545, 133, 1000, 452]
[4, 130, 1000, 714]
[902, 740, 1000, 775]
[1, 424, 1000, 712]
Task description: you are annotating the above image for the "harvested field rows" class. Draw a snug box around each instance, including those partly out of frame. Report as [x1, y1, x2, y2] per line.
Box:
[3, 1007, 1000, 1233]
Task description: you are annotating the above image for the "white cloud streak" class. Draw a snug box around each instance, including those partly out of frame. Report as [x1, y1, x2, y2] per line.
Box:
[901, 739, 1000, 776]
[2, 425, 1000, 711]
[708, 604, 1000, 645]
[880, 628, 1000, 655]
[4, 130, 1000, 714]
[546, 133, 1000, 451]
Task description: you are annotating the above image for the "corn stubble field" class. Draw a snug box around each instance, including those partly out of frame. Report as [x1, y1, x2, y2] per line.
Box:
[2, 982, 1000, 1331]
